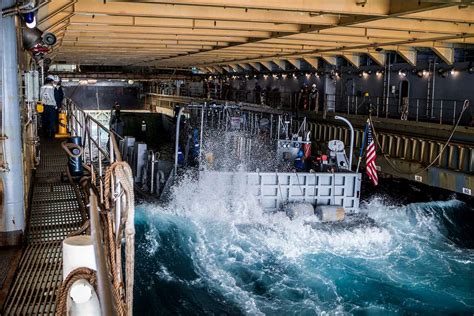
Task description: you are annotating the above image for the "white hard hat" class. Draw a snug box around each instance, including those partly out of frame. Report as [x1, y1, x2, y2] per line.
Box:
[46, 75, 55, 81]
[312, 83, 317, 88]
[53, 75, 60, 82]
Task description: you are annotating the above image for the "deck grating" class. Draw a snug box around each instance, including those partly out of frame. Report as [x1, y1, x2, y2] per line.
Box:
[3, 140, 84, 315]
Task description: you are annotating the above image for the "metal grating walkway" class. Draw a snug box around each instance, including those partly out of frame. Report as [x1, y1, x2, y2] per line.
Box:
[3, 140, 84, 315]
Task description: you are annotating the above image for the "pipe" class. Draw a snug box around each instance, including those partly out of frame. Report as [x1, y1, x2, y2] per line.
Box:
[1, 0, 25, 244]
[334, 115, 354, 171]
[174, 107, 185, 175]
[199, 103, 205, 172]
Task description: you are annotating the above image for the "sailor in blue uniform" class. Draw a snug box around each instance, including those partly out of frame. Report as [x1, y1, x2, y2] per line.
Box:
[294, 149, 306, 171]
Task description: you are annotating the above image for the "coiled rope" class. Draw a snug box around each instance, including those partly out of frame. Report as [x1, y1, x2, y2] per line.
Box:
[104, 161, 135, 316]
[55, 268, 97, 316]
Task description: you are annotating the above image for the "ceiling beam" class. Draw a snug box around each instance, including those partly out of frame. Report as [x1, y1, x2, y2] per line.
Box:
[431, 44, 455, 64]
[321, 55, 337, 66]
[396, 46, 417, 66]
[74, 0, 340, 25]
[367, 50, 387, 66]
[286, 59, 301, 69]
[342, 53, 361, 67]
[38, 0, 470, 67]
[248, 62, 261, 71]
[103, 0, 393, 16]
[272, 59, 287, 70]
[303, 57, 319, 69]
[260, 61, 273, 71]
[237, 63, 251, 71]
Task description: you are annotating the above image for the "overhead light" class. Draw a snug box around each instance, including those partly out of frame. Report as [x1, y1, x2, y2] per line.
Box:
[272, 74, 278, 78]
[292, 73, 297, 78]
[450, 69, 457, 75]
[362, 71, 368, 78]
[398, 70, 407, 77]
[263, 74, 268, 79]
[128, 80, 134, 84]
[282, 73, 288, 79]
[305, 73, 311, 78]
[24, 12, 36, 29]
[376, 70, 383, 77]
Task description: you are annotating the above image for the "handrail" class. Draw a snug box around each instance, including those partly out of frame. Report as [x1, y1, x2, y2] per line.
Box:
[63, 98, 134, 315]
[89, 190, 115, 316]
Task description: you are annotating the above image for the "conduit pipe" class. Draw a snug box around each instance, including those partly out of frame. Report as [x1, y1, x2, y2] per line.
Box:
[334, 116, 354, 171]
[174, 107, 185, 175]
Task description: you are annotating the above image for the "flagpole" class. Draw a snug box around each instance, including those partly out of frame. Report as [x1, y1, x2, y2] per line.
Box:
[356, 119, 369, 173]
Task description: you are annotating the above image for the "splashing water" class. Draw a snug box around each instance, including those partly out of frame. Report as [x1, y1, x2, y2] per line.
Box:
[134, 174, 474, 315]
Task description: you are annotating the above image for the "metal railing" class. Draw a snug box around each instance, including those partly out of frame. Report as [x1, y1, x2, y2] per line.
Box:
[329, 94, 471, 126]
[66, 99, 124, 201]
[65, 98, 134, 315]
[161, 88, 472, 127]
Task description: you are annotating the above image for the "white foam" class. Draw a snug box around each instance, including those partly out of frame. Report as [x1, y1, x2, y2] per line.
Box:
[138, 172, 474, 313]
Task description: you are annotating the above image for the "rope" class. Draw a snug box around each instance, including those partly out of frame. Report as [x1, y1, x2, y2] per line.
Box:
[60, 147, 131, 314]
[368, 99, 470, 176]
[104, 161, 135, 316]
[67, 219, 90, 237]
[55, 268, 97, 316]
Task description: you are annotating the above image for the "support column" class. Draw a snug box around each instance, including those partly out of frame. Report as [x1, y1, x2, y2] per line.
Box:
[1, 0, 26, 246]
[324, 71, 336, 114]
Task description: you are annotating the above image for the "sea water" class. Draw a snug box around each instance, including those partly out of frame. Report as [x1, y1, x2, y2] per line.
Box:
[133, 175, 474, 315]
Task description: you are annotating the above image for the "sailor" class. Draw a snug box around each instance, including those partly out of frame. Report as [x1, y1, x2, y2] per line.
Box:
[191, 128, 200, 159]
[39, 75, 57, 138]
[309, 84, 319, 112]
[53, 75, 64, 109]
[53, 75, 64, 131]
[177, 144, 185, 166]
[109, 101, 124, 137]
[294, 149, 306, 171]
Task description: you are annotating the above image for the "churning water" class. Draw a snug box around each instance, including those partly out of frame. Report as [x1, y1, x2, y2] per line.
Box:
[134, 174, 474, 315]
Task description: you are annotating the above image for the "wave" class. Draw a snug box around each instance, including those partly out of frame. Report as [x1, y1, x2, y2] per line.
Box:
[134, 174, 474, 315]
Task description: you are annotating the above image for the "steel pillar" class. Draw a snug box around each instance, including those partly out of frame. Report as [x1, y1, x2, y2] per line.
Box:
[1, 1, 26, 245]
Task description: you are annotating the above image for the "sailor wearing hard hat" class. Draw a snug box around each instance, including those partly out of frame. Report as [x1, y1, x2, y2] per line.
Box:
[39, 75, 57, 138]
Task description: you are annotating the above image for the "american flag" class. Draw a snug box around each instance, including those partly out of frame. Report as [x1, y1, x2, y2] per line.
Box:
[366, 121, 378, 186]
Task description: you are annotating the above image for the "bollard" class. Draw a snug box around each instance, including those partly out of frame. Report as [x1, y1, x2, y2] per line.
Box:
[55, 111, 71, 138]
[67, 136, 84, 177]
[63, 236, 101, 315]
